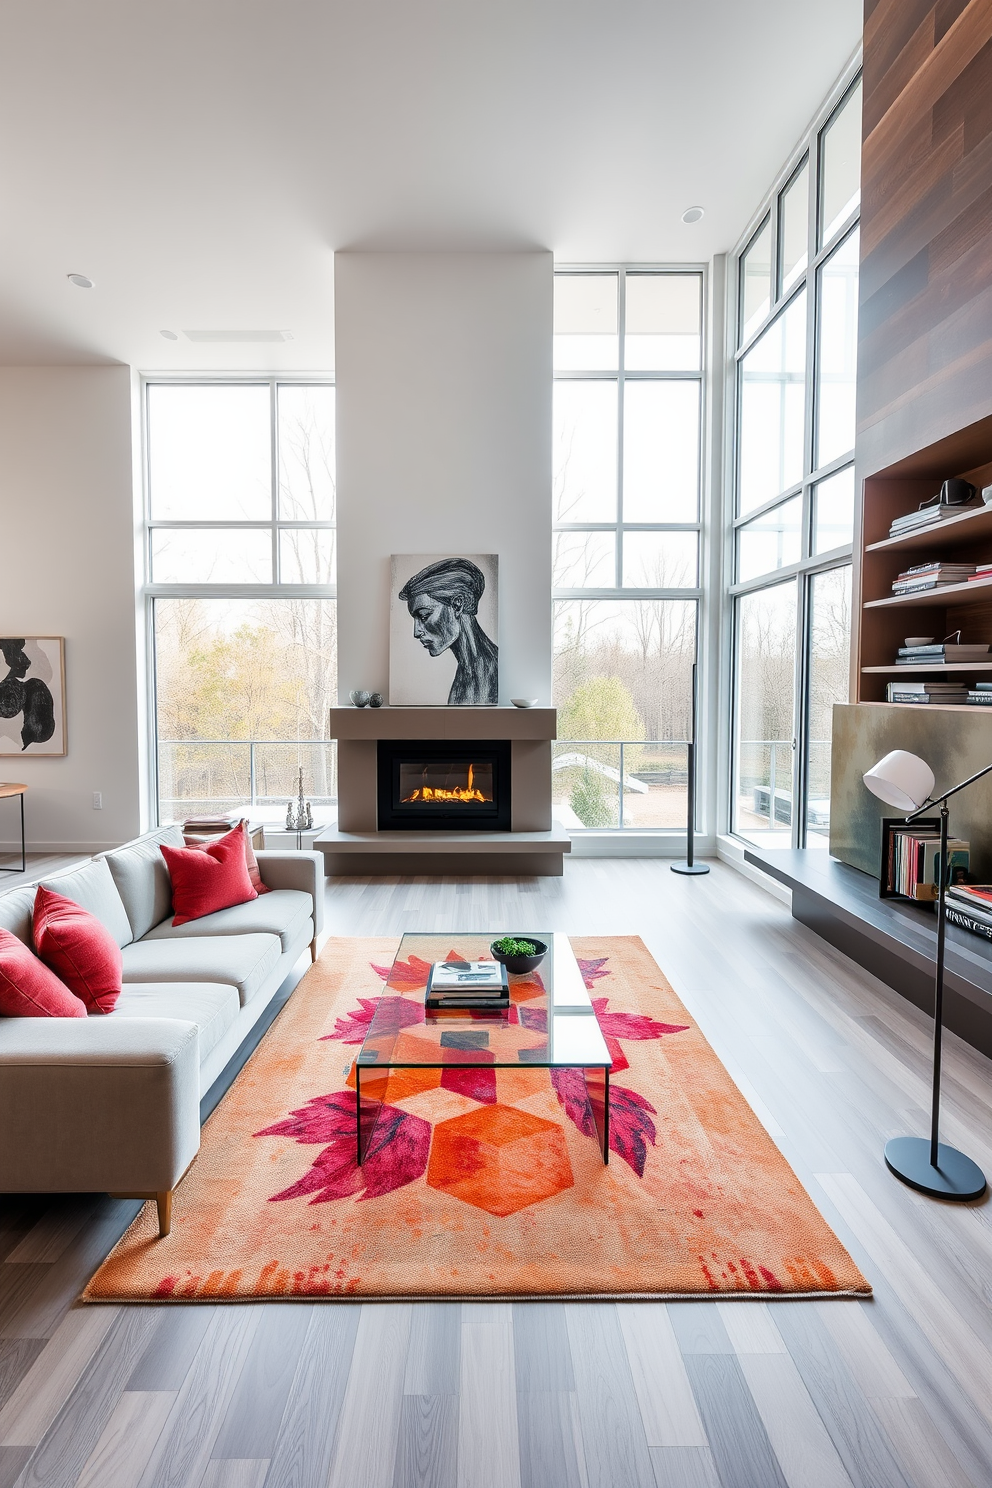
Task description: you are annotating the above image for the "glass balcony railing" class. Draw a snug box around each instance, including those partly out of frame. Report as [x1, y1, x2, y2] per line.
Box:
[552, 740, 690, 830]
[157, 739, 337, 823]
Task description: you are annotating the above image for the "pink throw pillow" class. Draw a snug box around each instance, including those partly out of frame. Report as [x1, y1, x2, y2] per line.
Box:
[33, 886, 123, 1015]
[181, 821, 271, 895]
[0, 927, 87, 1018]
[162, 831, 258, 926]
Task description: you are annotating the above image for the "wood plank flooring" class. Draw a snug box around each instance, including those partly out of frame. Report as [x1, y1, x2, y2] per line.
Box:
[2, 859, 992, 1487]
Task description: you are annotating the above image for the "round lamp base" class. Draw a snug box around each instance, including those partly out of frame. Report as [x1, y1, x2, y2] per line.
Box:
[670, 862, 710, 875]
[884, 1136, 986, 1201]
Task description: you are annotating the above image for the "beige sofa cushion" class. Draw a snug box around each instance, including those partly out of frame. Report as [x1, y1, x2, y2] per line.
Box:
[120, 932, 281, 1007]
[142, 889, 313, 954]
[101, 825, 184, 941]
[0, 884, 37, 946]
[110, 982, 240, 1062]
[39, 859, 133, 948]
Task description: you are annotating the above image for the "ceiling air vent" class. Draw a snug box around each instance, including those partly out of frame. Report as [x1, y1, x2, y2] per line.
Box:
[183, 329, 294, 343]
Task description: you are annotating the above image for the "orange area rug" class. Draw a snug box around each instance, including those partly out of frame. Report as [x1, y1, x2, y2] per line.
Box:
[83, 936, 870, 1301]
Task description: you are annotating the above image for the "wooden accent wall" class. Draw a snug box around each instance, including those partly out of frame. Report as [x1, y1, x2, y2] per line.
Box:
[858, 0, 992, 480]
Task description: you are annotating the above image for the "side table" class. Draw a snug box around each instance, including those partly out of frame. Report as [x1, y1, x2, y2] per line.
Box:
[0, 783, 27, 874]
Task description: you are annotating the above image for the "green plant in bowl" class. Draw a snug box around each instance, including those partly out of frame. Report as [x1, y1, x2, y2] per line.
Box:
[490, 936, 548, 975]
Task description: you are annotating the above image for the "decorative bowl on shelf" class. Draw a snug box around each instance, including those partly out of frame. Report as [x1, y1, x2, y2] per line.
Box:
[904, 637, 934, 648]
[490, 936, 548, 975]
[349, 690, 372, 707]
[510, 698, 539, 709]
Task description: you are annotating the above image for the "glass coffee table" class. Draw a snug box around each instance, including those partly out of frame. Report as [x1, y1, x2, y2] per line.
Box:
[355, 931, 612, 1164]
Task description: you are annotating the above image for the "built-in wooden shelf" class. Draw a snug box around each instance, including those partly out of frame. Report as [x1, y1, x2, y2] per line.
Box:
[864, 576, 992, 608]
[857, 699, 987, 712]
[865, 501, 992, 554]
[861, 662, 992, 672]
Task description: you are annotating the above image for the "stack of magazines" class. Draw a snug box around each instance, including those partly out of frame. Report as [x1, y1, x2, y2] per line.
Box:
[886, 680, 970, 704]
[425, 959, 509, 1011]
[967, 683, 992, 706]
[895, 641, 990, 664]
[968, 563, 992, 583]
[945, 884, 992, 940]
[891, 562, 976, 594]
[888, 504, 979, 538]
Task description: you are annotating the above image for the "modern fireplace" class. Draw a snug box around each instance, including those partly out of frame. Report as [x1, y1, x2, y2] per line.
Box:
[377, 739, 511, 830]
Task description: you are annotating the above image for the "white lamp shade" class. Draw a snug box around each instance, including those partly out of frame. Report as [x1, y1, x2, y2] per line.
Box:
[863, 750, 935, 812]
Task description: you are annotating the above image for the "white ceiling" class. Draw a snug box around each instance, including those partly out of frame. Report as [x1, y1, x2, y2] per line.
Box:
[0, 0, 861, 370]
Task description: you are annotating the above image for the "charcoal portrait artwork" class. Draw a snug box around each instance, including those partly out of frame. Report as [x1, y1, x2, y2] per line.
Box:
[0, 637, 66, 755]
[389, 555, 499, 706]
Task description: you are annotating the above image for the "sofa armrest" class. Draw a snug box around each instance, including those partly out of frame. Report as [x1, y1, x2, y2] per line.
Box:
[254, 851, 324, 938]
[0, 1018, 200, 1195]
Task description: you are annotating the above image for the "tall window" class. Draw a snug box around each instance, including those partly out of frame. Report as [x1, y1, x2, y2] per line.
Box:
[145, 381, 336, 825]
[731, 73, 859, 848]
[552, 269, 703, 830]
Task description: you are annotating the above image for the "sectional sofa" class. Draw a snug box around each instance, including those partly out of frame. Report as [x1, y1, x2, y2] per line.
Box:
[0, 825, 323, 1235]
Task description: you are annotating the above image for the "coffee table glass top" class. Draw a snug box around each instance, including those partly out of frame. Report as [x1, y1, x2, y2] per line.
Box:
[355, 932, 611, 1071]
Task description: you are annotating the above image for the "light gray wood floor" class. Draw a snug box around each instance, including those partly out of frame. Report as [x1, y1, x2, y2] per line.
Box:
[2, 858, 992, 1487]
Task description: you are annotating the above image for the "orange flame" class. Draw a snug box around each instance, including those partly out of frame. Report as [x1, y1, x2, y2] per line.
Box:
[402, 785, 488, 804]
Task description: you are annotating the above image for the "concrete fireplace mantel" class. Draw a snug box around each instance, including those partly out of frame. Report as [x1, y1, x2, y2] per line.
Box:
[314, 706, 570, 876]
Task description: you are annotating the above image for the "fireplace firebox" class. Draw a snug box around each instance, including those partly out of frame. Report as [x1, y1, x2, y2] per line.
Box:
[377, 740, 511, 830]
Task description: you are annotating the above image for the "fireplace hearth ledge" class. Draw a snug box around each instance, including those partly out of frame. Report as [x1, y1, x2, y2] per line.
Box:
[322, 705, 566, 875]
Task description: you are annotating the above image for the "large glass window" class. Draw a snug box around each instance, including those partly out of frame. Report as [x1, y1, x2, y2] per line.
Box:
[731, 71, 859, 847]
[553, 269, 703, 831]
[145, 380, 336, 827]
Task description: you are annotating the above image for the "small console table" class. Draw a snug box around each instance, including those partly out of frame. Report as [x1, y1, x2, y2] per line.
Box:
[0, 783, 27, 874]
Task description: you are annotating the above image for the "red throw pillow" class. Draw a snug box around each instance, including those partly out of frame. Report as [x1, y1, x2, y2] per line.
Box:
[162, 831, 258, 926]
[181, 821, 271, 895]
[33, 886, 123, 1015]
[0, 927, 87, 1018]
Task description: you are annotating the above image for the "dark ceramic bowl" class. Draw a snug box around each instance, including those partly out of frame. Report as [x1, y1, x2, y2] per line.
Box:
[490, 938, 548, 976]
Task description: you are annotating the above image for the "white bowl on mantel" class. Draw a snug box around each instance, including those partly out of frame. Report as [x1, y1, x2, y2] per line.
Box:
[511, 698, 539, 709]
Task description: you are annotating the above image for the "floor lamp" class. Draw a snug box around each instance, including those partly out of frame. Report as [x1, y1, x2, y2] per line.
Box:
[863, 749, 989, 1201]
[671, 662, 709, 876]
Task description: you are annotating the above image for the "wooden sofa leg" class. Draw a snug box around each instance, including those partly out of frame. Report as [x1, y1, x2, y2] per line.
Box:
[157, 1191, 172, 1237]
[310, 938, 318, 963]
[109, 1188, 175, 1237]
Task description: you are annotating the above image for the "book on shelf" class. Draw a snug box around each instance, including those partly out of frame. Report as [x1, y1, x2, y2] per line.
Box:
[889, 504, 981, 536]
[892, 564, 976, 594]
[886, 689, 970, 704]
[883, 822, 969, 901]
[947, 884, 992, 918]
[968, 565, 992, 580]
[945, 906, 992, 941]
[895, 643, 991, 662]
[966, 691, 992, 704]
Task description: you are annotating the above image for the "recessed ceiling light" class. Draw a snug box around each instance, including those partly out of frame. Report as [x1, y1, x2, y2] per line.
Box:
[160, 330, 179, 340]
[681, 206, 704, 225]
[67, 273, 94, 289]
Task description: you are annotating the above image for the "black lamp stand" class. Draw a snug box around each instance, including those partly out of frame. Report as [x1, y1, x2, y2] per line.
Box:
[884, 765, 991, 1201]
[672, 663, 709, 876]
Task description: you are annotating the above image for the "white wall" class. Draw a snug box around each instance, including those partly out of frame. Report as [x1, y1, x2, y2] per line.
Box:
[0, 366, 141, 851]
[334, 251, 552, 704]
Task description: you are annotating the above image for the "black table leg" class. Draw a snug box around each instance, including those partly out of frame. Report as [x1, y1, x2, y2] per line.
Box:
[0, 793, 26, 875]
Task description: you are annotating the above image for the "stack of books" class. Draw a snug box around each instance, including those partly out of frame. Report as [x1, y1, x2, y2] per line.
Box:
[946, 884, 992, 940]
[885, 825, 969, 901]
[895, 641, 990, 664]
[888, 504, 979, 538]
[425, 959, 509, 1011]
[967, 683, 992, 706]
[891, 562, 976, 594]
[967, 563, 992, 583]
[886, 681, 970, 704]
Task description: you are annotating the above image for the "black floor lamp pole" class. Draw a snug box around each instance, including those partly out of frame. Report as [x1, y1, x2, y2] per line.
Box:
[672, 662, 709, 877]
[884, 763, 992, 1201]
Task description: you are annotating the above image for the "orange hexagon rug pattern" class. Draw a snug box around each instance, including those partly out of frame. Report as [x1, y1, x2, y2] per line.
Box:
[83, 937, 871, 1301]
